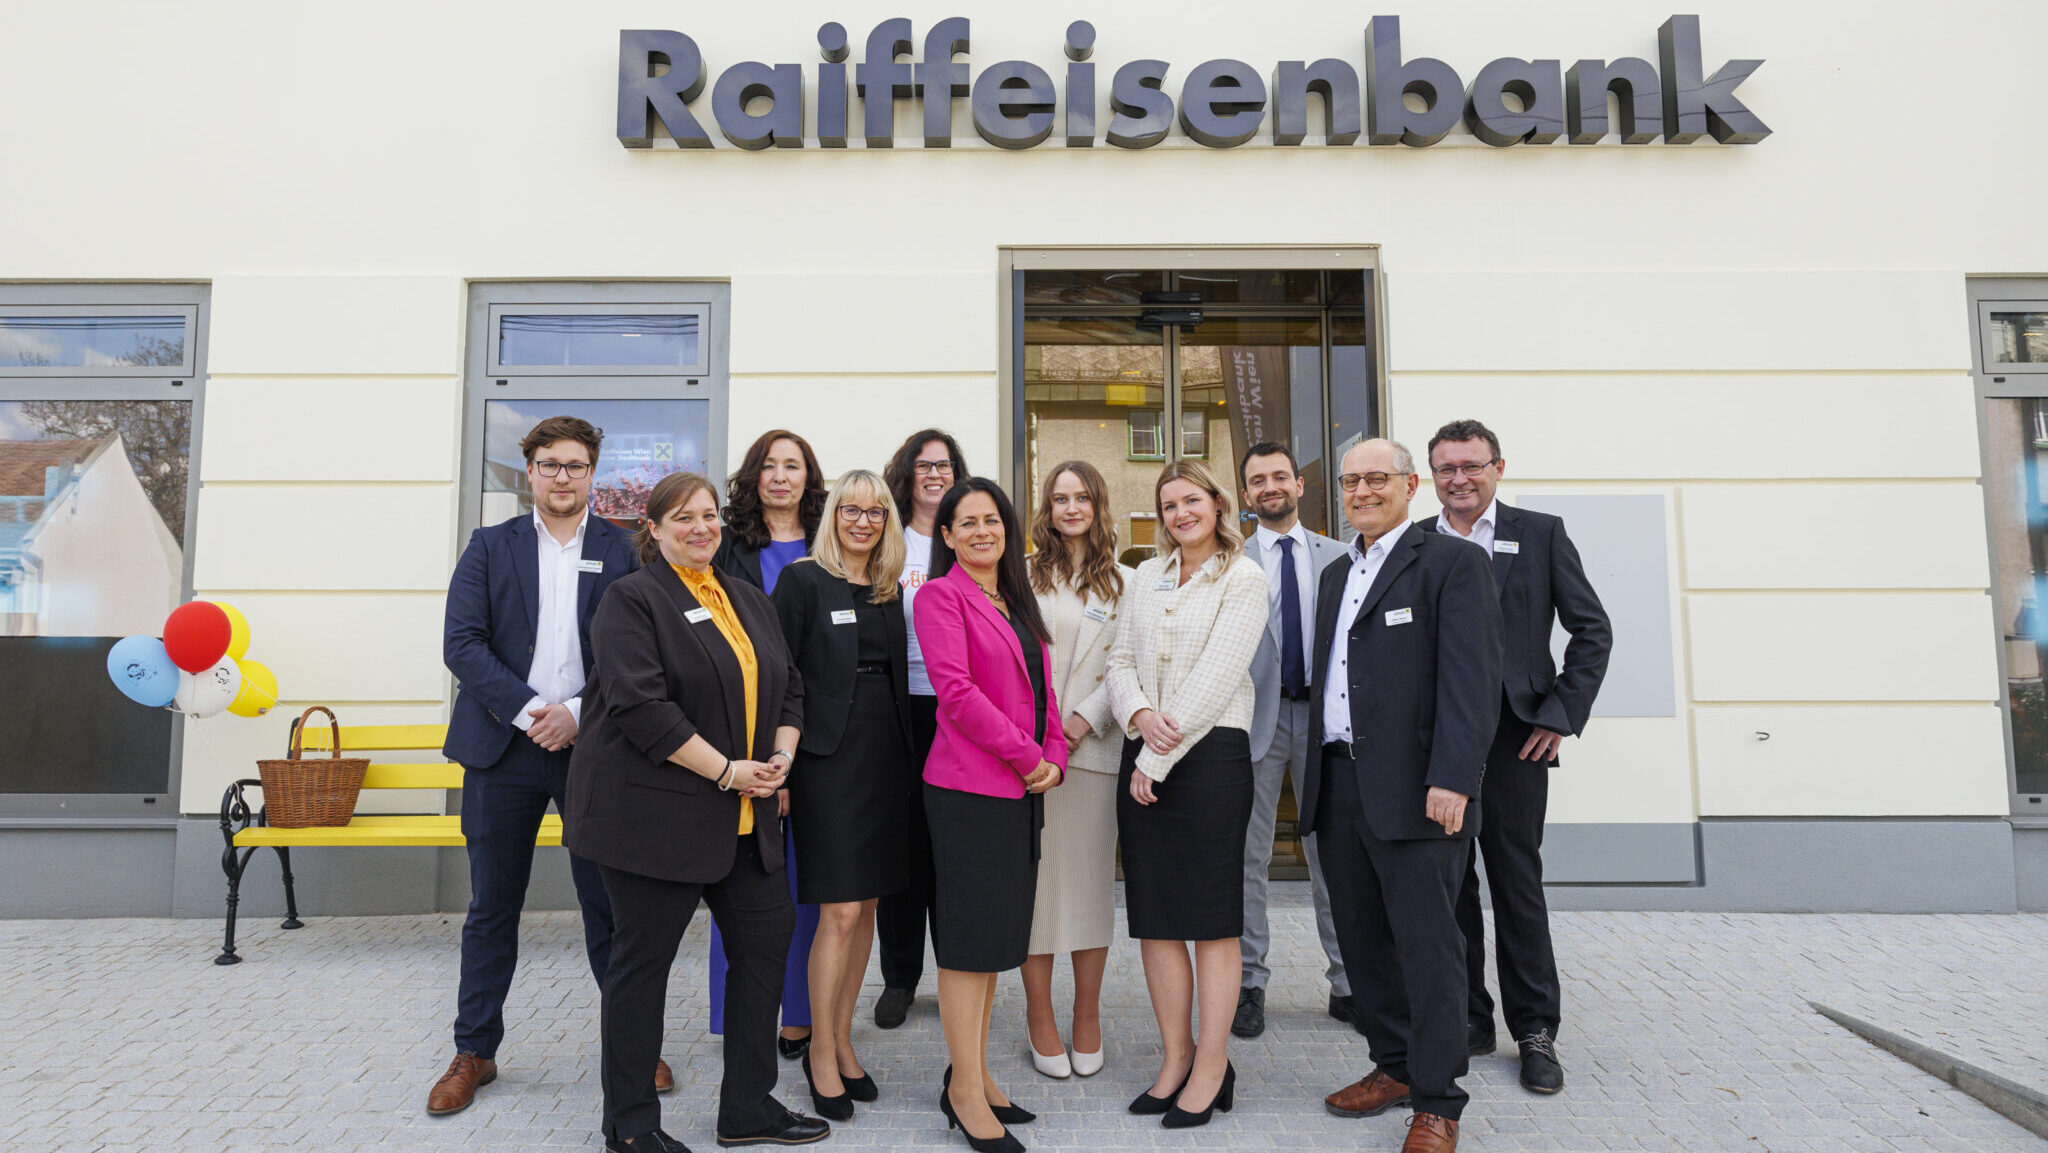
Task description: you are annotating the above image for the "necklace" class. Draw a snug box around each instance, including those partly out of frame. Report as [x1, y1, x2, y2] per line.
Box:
[978, 583, 1008, 614]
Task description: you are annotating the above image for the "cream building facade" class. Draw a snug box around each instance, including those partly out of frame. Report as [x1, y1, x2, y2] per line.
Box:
[1, 0, 2044, 917]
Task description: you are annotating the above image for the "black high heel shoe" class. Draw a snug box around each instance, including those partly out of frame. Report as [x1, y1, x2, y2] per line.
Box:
[842, 1069, 878, 1103]
[801, 1053, 854, 1121]
[943, 1064, 1037, 1124]
[939, 1077, 1025, 1153]
[1161, 1061, 1235, 1129]
[1128, 1068, 1192, 1115]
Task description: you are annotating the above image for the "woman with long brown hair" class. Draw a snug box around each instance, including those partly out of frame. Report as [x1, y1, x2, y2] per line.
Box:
[710, 428, 828, 1061]
[1018, 461, 1131, 1081]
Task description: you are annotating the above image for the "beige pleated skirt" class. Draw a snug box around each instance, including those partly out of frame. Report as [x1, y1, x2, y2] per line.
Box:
[1027, 764, 1119, 955]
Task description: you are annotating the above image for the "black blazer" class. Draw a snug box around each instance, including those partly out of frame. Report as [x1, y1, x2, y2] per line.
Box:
[1303, 526, 1504, 843]
[563, 562, 804, 884]
[1416, 504, 1612, 736]
[771, 558, 913, 758]
[441, 513, 638, 770]
[711, 534, 768, 589]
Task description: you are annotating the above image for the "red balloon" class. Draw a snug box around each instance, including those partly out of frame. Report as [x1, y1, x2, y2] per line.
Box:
[163, 601, 232, 673]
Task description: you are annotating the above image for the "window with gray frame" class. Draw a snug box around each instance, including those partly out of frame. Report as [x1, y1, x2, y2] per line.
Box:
[0, 284, 208, 816]
[1972, 279, 2048, 814]
[460, 284, 731, 536]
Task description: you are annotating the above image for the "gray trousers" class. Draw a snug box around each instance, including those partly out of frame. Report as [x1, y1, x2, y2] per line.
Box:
[1241, 698, 1349, 996]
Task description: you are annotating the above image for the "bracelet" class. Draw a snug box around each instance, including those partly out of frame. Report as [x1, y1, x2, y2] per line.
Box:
[770, 748, 794, 765]
[718, 759, 735, 791]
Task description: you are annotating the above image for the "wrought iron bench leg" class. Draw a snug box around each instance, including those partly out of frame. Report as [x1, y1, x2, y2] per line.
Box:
[217, 844, 254, 965]
[276, 847, 304, 930]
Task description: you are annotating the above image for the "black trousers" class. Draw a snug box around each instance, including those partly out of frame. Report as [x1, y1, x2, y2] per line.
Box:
[1316, 750, 1470, 1121]
[1455, 706, 1562, 1041]
[877, 694, 940, 991]
[598, 842, 794, 1143]
[455, 738, 613, 1058]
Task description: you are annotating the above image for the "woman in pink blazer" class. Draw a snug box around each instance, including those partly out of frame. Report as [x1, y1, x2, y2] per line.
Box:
[915, 477, 1065, 1153]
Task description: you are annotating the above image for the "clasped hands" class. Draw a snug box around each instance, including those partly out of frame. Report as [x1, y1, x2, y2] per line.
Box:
[1127, 708, 1182, 806]
[723, 756, 787, 798]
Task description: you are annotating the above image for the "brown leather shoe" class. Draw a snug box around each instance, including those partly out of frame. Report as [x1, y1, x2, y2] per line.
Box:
[1401, 1112, 1459, 1153]
[1324, 1067, 1412, 1118]
[654, 1057, 675, 1094]
[426, 1052, 497, 1115]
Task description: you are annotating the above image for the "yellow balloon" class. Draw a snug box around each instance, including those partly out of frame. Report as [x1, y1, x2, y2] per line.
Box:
[227, 658, 278, 718]
[213, 601, 251, 661]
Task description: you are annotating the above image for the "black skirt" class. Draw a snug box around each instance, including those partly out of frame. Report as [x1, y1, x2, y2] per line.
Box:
[1117, 728, 1255, 942]
[924, 782, 1042, 972]
[790, 671, 914, 904]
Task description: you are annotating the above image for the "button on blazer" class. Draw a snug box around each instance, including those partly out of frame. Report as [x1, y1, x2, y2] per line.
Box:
[563, 561, 804, 884]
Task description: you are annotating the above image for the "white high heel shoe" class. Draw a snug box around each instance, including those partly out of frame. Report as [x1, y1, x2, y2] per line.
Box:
[1069, 1047, 1104, 1077]
[1030, 1043, 1073, 1079]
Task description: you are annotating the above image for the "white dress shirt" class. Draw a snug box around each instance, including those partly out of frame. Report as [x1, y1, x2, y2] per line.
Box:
[1253, 521, 1316, 671]
[1435, 498, 1499, 555]
[515, 509, 588, 731]
[1321, 519, 1412, 743]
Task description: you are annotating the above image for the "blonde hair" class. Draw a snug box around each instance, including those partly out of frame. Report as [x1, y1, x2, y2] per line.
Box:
[1154, 459, 1244, 567]
[809, 469, 905, 602]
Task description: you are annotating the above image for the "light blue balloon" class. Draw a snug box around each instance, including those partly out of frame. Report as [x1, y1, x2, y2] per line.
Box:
[107, 635, 178, 708]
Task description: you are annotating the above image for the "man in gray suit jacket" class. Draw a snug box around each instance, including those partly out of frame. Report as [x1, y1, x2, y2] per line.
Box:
[1232, 441, 1352, 1039]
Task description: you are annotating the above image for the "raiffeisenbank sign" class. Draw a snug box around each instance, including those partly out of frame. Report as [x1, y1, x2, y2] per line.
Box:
[617, 15, 1768, 150]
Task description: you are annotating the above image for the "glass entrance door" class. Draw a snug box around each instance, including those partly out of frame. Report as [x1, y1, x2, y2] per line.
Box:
[1018, 265, 1380, 876]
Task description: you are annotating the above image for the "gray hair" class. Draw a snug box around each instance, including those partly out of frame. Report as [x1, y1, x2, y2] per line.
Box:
[1345, 437, 1416, 476]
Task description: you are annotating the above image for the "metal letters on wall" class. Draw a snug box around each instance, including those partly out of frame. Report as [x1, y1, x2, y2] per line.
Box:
[618, 15, 1770, 150]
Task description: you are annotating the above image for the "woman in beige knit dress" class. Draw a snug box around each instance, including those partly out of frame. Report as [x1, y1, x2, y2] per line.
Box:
[1018, 461, 1131, 1081]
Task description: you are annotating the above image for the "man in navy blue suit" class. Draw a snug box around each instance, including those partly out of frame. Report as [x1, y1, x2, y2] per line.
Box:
[427, 416, 664, 1115]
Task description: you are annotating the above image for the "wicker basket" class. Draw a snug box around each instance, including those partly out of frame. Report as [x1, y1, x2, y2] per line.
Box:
[255, 706, 369, 828]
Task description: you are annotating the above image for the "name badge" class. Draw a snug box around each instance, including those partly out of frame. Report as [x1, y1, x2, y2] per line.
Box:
[685, 607, 714, 624]
[1494, 540, 1519, 554]
[1154, 577, 1175, 592]
[1084, 606, 1110, 623]
[830, 609, 857, 625]
[1385, 607, 1414, 626]
[576, 558, 605, 573]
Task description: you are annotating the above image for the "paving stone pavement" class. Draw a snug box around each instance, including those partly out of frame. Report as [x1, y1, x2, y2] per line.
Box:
[1, 889, 2043, 1153]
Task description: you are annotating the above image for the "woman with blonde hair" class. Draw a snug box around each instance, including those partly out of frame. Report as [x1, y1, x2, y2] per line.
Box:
[1106, 458, 1268, 1130]
[1018, 461, 1132, 1081]
[770, 469, 913, 1122]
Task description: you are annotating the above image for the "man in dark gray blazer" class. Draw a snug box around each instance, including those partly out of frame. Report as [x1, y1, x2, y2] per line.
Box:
[1233, 441, 1351, 1038]
[1309, 438, 1502, 1153]
[1418, 419, 1611, 1096]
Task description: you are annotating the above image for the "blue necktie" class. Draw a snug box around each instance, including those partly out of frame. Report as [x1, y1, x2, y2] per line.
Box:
[1277, 536, 1306, 697]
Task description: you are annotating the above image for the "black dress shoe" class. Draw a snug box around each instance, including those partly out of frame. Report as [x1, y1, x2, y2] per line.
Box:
[607, 1129, 694, 1153]
[1127, 1069, 1190, 1115]
[942, 1064, 1033, 1123]
[875, 986, 915, 1029]
[1161, 1061, 1234, 1129]
[1328, 994, 1355, 1024]
[1518, 1029, 1565, 1094]
[1230, 986, 1265, 1039]
[1468, 1028, 1497, 1056]
[778, 1033, 811, 1061]
[843, 1070, 878, 1103]
[715, 1108, 831, 1147]
[800, 1054, 853, 1121]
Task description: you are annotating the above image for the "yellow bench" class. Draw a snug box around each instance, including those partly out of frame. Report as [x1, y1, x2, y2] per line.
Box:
[215, 722, 556, 963]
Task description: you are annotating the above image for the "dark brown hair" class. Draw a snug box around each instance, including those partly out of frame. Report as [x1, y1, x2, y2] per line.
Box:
[1427, 419, 1502, 464]
[519, 416, 603, 465]
[723, 429, 826, 551]
[930, 478, 1049, 644]
[884, 428, 971, 521]
[634, 472, 721, 566]
[1237, 440, 1298, 487]
[1028, 461, 1124, 605]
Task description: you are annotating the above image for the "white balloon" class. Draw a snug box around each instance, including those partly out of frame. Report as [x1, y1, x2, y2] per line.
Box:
[173, 655, 243, 719]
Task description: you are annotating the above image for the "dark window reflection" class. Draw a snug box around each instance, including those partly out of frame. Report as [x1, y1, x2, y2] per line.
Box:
[1021, 270, 1164, 307]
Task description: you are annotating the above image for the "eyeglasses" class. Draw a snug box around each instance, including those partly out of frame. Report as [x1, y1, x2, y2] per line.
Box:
[1337, 471, 1404, 493]
[532, 459, 592, 479]
[912, 460, 955, 476]
[837, 505, 889, 524]
[1430, 459, 1496, 479]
